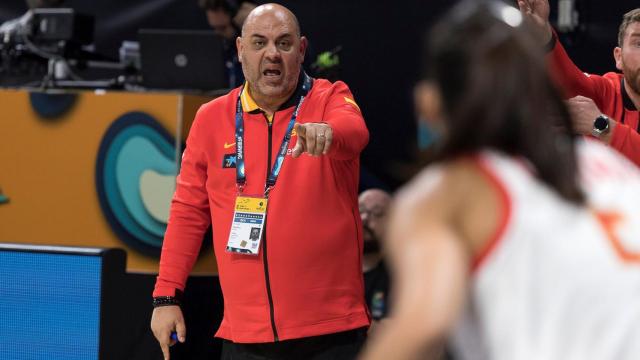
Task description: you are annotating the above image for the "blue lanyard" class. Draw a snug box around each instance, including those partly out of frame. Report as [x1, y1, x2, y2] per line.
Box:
[235, 72, 312, 195]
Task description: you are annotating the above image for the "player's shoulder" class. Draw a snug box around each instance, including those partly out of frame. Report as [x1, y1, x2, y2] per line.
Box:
[395, 159, 482, 218]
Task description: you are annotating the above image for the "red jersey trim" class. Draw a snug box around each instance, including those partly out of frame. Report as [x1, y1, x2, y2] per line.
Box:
[471, 156, 512, 273]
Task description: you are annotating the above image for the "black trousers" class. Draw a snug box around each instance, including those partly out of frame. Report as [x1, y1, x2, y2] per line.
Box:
[220, 327, 368, 360]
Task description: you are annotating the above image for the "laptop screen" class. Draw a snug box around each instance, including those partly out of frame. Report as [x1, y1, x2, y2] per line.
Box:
[139, 29, 229, 91]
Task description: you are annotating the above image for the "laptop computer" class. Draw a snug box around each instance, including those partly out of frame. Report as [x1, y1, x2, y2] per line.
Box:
[138, 29, 229, 91]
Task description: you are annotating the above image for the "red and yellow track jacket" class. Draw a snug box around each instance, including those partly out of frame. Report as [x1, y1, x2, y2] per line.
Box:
[154, 75, 371, 343]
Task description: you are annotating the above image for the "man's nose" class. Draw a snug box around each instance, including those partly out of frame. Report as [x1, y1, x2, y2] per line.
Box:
[264, 43, 281, 60]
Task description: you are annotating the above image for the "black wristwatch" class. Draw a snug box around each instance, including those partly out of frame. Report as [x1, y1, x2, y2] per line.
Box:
[592, 114, 610, 138]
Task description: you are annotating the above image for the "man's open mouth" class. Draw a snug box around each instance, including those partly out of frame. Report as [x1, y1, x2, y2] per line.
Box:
[263, 69, 282, 77]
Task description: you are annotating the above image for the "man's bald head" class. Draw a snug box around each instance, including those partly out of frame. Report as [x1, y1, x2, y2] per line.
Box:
[236, 2, 306, 111]
[241, 3, 300, 37]
[359, 189, 392, 209]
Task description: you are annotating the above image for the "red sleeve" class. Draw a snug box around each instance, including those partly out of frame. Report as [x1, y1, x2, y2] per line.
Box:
[323, 81, 369, 160]
[610, 122, 640, 167]
[153, 106, 211, 297]
[547, 32, 640, 165]
[547, 31, 611, 107]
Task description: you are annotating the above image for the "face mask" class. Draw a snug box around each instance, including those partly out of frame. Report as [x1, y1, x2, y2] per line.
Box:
[417, 119, 439, 150]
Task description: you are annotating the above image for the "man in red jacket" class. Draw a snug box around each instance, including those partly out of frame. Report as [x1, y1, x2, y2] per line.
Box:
[150, 3, 370, 360]
[519, 1, 640, 166]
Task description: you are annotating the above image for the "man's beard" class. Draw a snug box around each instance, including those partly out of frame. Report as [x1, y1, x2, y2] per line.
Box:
[363, 225, 381, 254]
[624, 66, 640, 96]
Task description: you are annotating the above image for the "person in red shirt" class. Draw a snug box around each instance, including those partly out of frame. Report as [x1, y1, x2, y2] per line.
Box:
[150, 3, 370, 360]
[518, 0, 640, 166]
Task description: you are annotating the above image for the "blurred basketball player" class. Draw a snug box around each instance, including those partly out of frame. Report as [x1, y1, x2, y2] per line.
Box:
[361, 1, 640, 359]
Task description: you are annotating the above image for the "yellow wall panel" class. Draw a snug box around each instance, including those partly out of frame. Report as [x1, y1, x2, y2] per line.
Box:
[0, 89, 217, 274]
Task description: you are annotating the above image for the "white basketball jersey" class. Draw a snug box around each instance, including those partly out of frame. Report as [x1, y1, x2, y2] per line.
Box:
[450, 139, 640, 360]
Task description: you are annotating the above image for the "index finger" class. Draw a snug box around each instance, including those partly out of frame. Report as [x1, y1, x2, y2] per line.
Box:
[160, 340, 171, 360]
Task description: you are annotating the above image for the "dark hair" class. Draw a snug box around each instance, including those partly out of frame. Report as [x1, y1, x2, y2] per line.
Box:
[198, 0, 239, 16]
[424, 0, 584, 204]
[618, 8, 640, 46]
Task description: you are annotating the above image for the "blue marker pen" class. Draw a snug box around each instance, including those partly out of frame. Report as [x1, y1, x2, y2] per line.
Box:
[170, 332, 178, 342]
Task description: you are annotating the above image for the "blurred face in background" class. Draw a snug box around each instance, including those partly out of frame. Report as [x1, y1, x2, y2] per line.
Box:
[414, 81, 446, 138]
[206, 9, 237, 40]
[359, 190, 391, 254]
[237, 4, 306, 103]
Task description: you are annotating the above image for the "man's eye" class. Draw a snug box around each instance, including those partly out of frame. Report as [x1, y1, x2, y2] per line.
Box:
[254, 40, 265, 47]
[278, 41, 291, 50]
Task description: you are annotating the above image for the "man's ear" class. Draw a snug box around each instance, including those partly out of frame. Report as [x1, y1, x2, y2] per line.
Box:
[614, 46, 623, 72]
[299, 36, 308, 62]
[236, 36, 243, 63]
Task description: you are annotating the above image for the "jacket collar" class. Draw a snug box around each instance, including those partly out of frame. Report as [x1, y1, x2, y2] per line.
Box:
[621, 77, 638, 111]
[240, 70, 312, 114]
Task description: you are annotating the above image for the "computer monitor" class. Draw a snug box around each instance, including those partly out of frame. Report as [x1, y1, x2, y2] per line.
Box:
[138, 29, 229, 91]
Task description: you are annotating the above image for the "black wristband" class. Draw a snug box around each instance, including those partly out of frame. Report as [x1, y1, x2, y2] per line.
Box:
[152, 289, 184, 308]
[152, 296, 181, 308]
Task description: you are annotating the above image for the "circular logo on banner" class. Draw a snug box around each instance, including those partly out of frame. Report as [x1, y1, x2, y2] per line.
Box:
[95, 112, 178, 257]
[29, 92, 77, 119]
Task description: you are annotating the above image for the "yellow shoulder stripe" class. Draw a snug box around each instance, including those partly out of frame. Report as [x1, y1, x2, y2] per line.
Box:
[344, 97, 361, 112]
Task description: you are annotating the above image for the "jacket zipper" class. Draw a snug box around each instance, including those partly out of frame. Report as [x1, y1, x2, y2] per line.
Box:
[263, 114, 279, 342]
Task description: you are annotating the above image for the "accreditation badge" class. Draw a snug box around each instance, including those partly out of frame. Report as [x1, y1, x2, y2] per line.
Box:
[226, 195, 268, 255]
